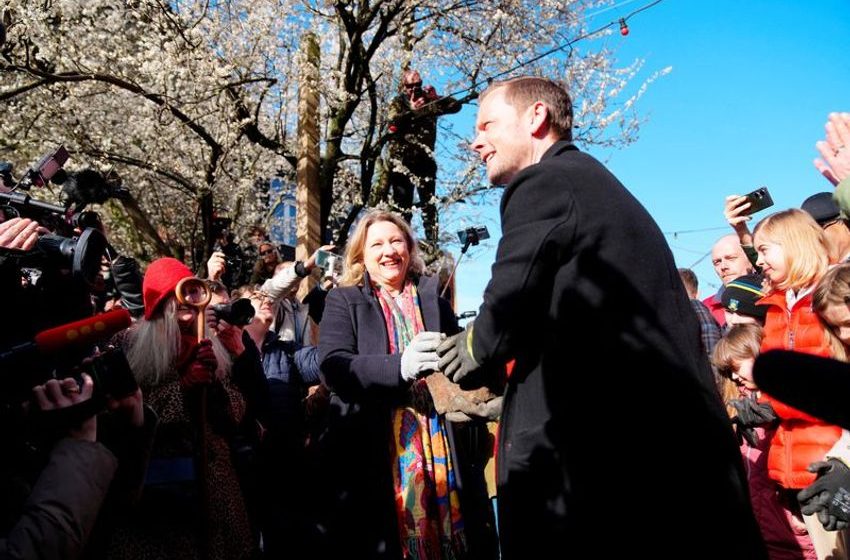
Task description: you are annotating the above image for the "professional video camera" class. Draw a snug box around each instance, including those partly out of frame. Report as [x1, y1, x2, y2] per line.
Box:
[0, 146, 129, 287]
[0, 147, 136, 345]
[0, 309, 137, 419]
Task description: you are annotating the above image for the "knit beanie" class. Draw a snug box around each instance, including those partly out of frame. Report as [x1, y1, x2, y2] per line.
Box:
[721, 273, 767, 321]
[142, 257, 194, 320]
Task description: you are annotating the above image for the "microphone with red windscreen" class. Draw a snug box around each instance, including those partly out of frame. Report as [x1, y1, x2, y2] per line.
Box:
[1, 308, 131, 365]
[33, 308, 131, 354]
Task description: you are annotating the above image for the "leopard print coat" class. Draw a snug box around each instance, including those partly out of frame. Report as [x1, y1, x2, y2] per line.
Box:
[106, 371, 254, 560]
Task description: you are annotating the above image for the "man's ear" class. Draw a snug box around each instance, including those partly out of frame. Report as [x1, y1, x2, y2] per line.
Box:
[528, 102, 550, 138]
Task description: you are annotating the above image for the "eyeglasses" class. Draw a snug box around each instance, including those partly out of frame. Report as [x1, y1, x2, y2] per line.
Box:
[249, 291, 274, 304]
[259, 248, 275, 256]
[403, 81, 423, 90]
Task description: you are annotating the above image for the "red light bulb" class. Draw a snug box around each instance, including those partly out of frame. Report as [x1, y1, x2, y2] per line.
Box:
[619, 18, 629, 36]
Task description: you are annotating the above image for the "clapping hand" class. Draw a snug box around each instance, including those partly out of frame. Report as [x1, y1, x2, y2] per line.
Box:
[815, 112, 850, 187]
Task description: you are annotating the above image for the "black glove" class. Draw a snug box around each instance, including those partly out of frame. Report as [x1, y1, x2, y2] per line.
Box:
[729, 398, 777, 426]
[111, 255, 144, 317]
[729, 398, 777, 447]
[798, 459, 850, 531]
[436, 324, 479, 383]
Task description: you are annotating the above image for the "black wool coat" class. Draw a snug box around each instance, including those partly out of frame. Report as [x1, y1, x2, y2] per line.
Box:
[316, 273, 459, 560]
[470, 141, 767, 559]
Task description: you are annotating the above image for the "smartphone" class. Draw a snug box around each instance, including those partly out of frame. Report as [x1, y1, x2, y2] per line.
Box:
[743, 187, 774, 215]
[315, 249, 333, 269]
[457, 226, 490, 247]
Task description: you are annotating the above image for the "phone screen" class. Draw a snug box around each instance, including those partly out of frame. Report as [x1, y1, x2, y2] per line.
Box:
[315, 249, 332, 269]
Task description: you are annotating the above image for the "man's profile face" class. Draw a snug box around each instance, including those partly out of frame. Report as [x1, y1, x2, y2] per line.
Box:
[471, 87, 533, 186]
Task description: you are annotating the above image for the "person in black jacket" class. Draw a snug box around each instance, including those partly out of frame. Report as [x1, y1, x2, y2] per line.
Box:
[436, 76, 767, 559]
[317, 210, 464, 559]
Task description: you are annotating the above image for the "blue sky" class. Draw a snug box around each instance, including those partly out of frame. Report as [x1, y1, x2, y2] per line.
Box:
[441, 0, 850, 318]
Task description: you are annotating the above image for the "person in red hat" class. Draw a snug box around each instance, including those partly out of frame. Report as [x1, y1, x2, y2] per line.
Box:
[107, 257, 256, 560]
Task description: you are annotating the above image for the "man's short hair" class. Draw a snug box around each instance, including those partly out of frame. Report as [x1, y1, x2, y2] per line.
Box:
[678, 268, 699, 298]
[481, 76, 574, 140]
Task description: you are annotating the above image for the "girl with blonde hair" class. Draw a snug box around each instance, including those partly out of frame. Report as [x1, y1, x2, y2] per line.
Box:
[753, 209, 846, 559]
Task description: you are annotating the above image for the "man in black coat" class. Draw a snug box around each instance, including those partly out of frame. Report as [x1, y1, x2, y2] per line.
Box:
[437, 76, 767, 558]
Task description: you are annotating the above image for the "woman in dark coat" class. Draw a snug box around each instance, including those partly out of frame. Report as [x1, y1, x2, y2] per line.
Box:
[317, 211, 465, 560]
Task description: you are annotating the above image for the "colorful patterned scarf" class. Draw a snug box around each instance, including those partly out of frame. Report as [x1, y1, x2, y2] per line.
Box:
[374, 281, 466, 560]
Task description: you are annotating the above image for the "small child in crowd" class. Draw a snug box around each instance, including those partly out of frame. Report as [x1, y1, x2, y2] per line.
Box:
[713, 324, 816, 560]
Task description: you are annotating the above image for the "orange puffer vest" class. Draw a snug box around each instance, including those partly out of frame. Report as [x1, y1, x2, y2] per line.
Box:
[758, 290, 842, 489]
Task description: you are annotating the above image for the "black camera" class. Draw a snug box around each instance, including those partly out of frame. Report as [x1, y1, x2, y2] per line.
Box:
[85, 346, 139, 400]
[0, 191, 108, 287]
[17, 145, 70, 190]
[210, 298, 255, 327]
[2, 341, 137, 409]
[212, 243, 243, 274]
[457, 226, 490, 248]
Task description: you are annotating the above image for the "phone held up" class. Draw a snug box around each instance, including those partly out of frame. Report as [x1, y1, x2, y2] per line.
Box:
[315, 249, 342, 278]
[743, 187, 774, 216]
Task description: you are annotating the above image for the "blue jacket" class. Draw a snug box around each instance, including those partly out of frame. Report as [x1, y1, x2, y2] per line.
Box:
[261, 332, 320, 386]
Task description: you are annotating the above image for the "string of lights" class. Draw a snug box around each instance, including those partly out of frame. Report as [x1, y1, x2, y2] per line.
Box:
[438, 0, 665, 102]
[327, 0, 666, 142]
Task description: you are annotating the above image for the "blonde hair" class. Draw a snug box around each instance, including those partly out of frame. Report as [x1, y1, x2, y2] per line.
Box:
[339, 210, 425, 287]
[125, 296, 231, 387]
[813, 263, 850, 362]
[753, 209, 830, 292]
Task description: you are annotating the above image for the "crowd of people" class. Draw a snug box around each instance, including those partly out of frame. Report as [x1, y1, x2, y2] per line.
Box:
[4, 70, 850, 560]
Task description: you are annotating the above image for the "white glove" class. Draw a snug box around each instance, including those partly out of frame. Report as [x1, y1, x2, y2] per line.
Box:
[400, 331, 443, 381]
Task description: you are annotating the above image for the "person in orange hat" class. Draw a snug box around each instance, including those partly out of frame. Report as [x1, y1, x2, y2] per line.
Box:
[107, 257, 257, 560]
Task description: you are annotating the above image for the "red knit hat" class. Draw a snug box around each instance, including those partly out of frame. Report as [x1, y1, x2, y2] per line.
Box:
[143, 257, 194, 320]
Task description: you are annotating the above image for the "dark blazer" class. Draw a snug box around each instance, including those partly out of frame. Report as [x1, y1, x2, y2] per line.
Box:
[470, 141, 767, 559]
[317, 273, 458, 560]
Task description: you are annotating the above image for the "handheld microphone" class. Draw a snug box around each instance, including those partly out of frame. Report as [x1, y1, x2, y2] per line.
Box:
[1, 308, 132, 363]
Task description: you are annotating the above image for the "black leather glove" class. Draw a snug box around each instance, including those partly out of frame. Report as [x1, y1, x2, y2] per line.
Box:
[111, 255, 144, 317]
[729, 398, 777, 447]
[436, 323, 479, 383]
[798, 459, 850, 531]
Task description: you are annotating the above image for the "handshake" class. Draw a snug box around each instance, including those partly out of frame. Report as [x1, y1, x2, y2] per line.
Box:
[400, 323, 479, 383]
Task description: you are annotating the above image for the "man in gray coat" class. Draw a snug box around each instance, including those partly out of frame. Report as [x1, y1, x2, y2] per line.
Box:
[437, 76, 766, 558]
